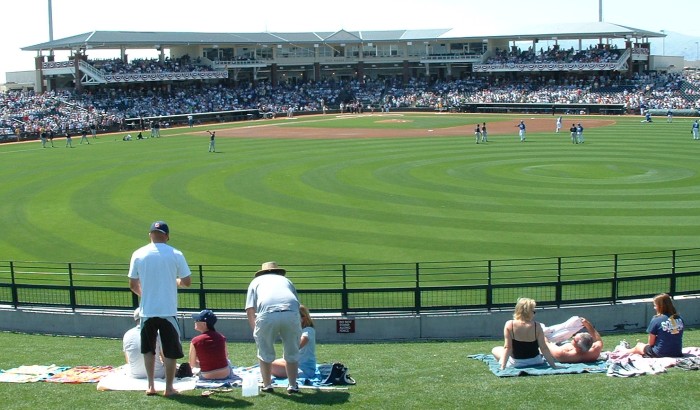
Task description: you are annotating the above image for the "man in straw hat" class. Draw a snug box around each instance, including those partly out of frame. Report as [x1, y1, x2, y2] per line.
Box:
[245, 261, 302, 394]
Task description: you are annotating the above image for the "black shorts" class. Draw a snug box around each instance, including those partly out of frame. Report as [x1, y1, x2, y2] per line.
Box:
[642, 344, 660, 358]
[141, 317, 184, 359]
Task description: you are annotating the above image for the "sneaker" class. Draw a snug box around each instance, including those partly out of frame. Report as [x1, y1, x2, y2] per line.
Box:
[618, 340, 630, 349]
[261, 385, 274, 393]
[607, 362, 635, 377]
[287, 385, 300, 394]
[675, 358, 700, 371]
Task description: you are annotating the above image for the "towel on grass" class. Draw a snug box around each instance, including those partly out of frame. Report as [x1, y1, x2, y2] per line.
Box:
[605, 346, 700, 367]
[44, 366, 114, 383]
[195, 363, 348, 390]
[0, 365, 70, 383]
[469, 354, 607, 377]
[96, 365, 197, 392]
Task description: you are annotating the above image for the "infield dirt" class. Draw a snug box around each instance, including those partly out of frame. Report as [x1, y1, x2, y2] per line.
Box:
[211, 115, 615, 139]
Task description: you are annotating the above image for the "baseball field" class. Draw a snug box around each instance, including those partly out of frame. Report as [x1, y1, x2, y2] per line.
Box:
[0, 112, 698, 267]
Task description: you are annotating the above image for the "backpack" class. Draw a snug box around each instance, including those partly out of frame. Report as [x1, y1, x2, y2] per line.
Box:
[176, 362, 193, 378]
[321, 362, 356, 385]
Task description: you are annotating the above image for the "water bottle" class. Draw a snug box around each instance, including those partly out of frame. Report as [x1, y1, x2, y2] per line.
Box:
[241, 372, 259, 397]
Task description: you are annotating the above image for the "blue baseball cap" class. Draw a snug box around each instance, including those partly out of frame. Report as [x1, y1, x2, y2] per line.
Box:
[192, 309, 217, 327]
[149, 221, 169, 234]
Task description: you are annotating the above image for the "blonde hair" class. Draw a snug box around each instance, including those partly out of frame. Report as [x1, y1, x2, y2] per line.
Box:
[300, 305, 315, 328]
[513, 297, 536, 322]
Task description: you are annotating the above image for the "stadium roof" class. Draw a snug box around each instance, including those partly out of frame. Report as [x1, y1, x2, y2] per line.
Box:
[445, 22, 663, 41]
[21, 22, 662, 52]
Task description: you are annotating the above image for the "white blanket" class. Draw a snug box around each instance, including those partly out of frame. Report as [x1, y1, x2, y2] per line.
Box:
[96, 365, 197, 392]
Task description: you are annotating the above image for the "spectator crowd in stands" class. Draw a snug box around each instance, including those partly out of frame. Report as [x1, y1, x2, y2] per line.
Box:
[91, 56, 212, 75]
[485, 45, 623, 65]
[2, 68, 699, 141]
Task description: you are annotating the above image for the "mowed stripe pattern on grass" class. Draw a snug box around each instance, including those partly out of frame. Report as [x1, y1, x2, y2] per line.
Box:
[1, 114, 699, 265]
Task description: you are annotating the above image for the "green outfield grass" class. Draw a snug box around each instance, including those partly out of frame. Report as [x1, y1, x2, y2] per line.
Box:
[1, 113, 699, 267]
[1, 329, 699, 409]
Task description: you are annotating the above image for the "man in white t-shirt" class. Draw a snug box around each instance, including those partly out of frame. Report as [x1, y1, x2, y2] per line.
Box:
[128, 221, 191, 397]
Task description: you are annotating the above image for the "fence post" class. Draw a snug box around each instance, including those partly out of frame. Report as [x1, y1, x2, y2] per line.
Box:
[670, 250, 677, 295]
[10, 261, 18, 308]
[341, 264, 348, 315]
[415, 263, 421, 313]
[198, 265, 205, 309]
[612, 254, 618, 303]
[486, 260, 492, 311]
[68, 262, 76, 311]
[556, 257, 562, 307]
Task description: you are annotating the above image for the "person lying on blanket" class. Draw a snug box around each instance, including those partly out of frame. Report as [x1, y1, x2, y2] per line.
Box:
[271, 305, 317, 379]
[546, 318, 604, 363]
[491, 297, 559, 370]
[189, 309, 234, 380]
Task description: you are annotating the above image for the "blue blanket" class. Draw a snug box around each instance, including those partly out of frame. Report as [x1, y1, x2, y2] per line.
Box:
[195, 363, 335, 389]
[468, 354, 607, 377]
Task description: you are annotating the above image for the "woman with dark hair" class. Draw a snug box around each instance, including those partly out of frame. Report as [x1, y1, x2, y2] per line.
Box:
[620, 293, 684, 357]
[189, 309, 232, 380]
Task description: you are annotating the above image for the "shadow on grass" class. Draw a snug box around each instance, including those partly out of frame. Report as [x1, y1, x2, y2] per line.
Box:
[166, 389, 350, 407]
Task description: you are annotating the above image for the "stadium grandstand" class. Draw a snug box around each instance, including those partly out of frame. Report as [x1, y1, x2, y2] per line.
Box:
[2, 22, 699, 143]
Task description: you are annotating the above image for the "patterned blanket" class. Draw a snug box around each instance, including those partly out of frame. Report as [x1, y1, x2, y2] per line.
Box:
[0, 365, 69, 383]
[44, 366, 114, 383]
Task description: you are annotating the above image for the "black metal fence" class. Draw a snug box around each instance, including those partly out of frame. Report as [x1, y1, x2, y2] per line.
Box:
[2, 248, 700, 314]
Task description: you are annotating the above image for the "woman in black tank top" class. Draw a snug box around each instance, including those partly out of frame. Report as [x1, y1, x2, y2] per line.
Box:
[491, 298, 559, 370]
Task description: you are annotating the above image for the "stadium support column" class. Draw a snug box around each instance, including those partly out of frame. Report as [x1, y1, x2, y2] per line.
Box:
[73, 50, 83, 92]
[314, 62, 320, 82]
[46, 54, 55, 92]
[403, 60, 410, 85]
[271, 63, 278, 87]
[625, 40, 633, 78]
[357, 61, 364, 84]
[34, 55, 45, 93]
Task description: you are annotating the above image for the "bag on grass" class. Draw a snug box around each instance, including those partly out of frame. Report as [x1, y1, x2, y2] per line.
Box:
[322, 362, 356, 385]
[176, 362, 193, 378]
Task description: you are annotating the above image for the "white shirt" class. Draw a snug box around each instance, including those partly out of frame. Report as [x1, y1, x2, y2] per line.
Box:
[128, 242, 191, 318]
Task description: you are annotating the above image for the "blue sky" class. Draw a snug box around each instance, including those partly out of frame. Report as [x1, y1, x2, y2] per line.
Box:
[2, 0, 699, 82]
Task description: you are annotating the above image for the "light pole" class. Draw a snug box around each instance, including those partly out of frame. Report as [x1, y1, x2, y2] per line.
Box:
[660, 30, 665, 55]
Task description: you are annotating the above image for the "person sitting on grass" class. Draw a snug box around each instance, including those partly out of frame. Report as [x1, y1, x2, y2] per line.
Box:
[616, 293, 684, 358]
[491, 297, 559, 370]
[189, 309, 233, 380]
[123, 308, 165, 379]
[271, 305, 317, 379]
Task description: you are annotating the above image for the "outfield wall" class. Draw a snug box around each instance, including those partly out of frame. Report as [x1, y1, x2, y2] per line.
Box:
[1, 296, 697, 342]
